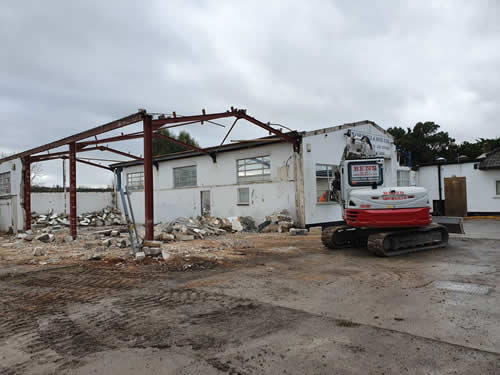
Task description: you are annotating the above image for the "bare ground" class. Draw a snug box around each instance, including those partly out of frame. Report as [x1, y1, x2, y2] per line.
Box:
[1, 231, 499, 374]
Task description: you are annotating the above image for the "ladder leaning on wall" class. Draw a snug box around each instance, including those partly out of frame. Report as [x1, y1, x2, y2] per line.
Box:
[119, 185, 142, 255]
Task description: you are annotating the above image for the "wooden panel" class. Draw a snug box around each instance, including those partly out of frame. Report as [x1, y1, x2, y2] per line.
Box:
[444, 177, 467, 217]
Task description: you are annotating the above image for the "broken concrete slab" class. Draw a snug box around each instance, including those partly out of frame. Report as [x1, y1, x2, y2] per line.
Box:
[289, 228, 308, 236]
[143, 240, 162, 248]
[161, 249, 171, 260]
[36, 233, 54, 243]
[33, 247, 46, 257]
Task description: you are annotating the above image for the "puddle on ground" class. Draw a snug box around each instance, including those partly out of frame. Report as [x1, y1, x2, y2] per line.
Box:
[433, 281, 491, 295]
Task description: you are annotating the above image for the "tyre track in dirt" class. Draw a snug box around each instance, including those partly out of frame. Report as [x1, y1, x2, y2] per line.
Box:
[0, 264, 283, 374]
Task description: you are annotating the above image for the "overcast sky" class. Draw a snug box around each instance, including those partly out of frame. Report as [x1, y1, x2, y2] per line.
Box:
[1, 1, 499, 186]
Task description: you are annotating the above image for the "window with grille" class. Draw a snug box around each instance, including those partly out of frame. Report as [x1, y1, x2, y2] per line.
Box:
[316, 164, 340, 203]
[237, 187, 250, 205]
[174, 166, 197, 188]
[237, 156, 270, 183]
[127, 172, 144, 190]
[397, 170, 410, 187]
[0, 172, 10, 195]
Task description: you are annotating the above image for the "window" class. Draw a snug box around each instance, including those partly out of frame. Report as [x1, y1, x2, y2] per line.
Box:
[496, 181, 500, 196]
[316, 164, 340, 203]
[127, 172, 144, 190]
[347, 161, 383, 187]
[237, 156, 271, 183]
[238, 187, 250, 205]
[397, 170, 410, 187]
[0, 172, 11, 195]
[174, 165, 197, 188]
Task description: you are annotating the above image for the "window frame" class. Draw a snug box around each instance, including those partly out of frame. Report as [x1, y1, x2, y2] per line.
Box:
[397, 170, 410, 187]
[496, 180, 500, 196]
[315, 163, 340, 205]
[347, 161, 384, 187]
[237, 187, 250, 206]
[0, 171, 11, 195]
[236, 155, 271, 184]
[173, 165, 197, 188]
[126, 171, 144, 191]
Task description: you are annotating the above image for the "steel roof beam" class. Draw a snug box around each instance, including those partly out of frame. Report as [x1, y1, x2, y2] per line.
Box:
[151, 109, 238, 128]
[0, 112, 144, 163]
[76, 158, 113, 171]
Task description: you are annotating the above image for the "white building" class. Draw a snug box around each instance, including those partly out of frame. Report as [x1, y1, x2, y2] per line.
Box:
[415, 149, 500, 215]
[0, 159, 24, 233]
[113, 121, 406, 227]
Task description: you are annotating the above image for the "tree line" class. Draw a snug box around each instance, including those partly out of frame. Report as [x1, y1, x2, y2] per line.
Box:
[387, 122, 500, 166]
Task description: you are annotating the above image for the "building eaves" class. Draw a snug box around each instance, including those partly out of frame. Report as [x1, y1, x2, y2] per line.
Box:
[110, 138, 286, 169]
[301, 120, 393, 139]
[416, 159, 480, 168]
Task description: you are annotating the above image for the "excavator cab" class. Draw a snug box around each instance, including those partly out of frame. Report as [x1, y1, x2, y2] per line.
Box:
[321, 136, 449, 256]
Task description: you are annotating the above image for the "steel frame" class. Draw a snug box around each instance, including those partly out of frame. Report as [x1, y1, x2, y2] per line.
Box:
[0, 108, 300, 240]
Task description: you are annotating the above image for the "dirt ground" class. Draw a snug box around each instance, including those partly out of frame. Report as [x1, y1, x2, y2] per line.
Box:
[1, 230, 499, 374]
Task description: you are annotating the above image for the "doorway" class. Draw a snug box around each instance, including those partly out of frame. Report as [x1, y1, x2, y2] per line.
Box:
[444, 177, 467, 217]
[200, 190, 211, 217]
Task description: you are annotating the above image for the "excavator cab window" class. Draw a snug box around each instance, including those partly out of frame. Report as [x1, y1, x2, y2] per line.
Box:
[347, 161, 383, 187]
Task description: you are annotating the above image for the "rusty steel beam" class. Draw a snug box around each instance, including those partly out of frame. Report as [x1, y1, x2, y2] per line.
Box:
[30, 155, 68, 163]
[78, 131, 144, 147]
[237, 113, 300, 151]
[153, 132, 216, 162]
[153, 119, 203, 130]
[151, 109, 237, 128]
[76, 158, 113, 171]
[31, 145, 141, 163]
[0, 112, 144, 163]
[24, 156, 31, 231]
[31, 147, 101, 161]
[69, 142, 77, 240]
[143, 115, 154, 241]
[96, 146, 142, 161]
[218, 118, 239, 151]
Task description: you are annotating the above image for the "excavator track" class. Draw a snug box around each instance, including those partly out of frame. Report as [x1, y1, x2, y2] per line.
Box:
[321, 225, 370, 250]
[367, 224, 449, 257]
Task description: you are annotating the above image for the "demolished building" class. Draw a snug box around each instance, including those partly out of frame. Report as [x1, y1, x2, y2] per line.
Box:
[112, 121, 408, 228]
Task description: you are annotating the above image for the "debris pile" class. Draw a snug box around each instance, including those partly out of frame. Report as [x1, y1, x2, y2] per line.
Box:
[258, 211, 295, 233]
[153, 215, 257, 242]
[32, 206, 125, 228]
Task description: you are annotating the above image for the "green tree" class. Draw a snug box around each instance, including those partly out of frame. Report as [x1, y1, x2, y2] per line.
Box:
[387, 122, 457, 165]
[457, 138, 500, 159]
[152, 129, 200, 156]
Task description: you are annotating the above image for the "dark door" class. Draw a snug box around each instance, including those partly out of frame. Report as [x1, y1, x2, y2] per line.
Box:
[201, 191, 210, 216]
[444, 177, 467, 217]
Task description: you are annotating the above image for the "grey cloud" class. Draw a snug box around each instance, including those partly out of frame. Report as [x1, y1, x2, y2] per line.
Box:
[1, 0, 499, 186]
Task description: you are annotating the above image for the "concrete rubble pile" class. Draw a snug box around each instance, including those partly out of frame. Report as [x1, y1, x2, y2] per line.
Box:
[258, 211, 295, 233]
[153, 215, 256, 242]
[31, 206, 126, 229]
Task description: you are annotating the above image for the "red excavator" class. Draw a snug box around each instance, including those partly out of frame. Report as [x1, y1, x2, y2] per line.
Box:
[321, 135, 449, 256]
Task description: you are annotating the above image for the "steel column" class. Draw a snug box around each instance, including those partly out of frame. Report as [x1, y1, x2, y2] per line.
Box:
[24, 156, 31, 231]
[143, 115, 154, 241]
[69, 142, 77, 239]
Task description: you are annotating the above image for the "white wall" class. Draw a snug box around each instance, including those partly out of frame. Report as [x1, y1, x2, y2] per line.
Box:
[31, 192, 113, 215]
[119, 142, 297, 225]
[0, 158, 24, 232]
[301, 124, 397, 225]
[416, 162, 500, 213]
